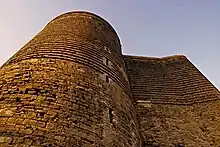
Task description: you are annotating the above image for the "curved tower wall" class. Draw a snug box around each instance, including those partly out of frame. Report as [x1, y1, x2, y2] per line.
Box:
[0, 12, 141, 146]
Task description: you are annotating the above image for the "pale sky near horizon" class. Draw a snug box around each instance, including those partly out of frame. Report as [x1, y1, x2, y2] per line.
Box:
[0, 0, 219, 89]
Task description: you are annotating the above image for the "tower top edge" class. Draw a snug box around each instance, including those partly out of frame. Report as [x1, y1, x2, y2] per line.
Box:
[124, 54, 188, 63]
[48, 11, 121, 47]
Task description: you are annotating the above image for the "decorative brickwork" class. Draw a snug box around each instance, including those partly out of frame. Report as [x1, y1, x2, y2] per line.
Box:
[0, 11, 219, 147]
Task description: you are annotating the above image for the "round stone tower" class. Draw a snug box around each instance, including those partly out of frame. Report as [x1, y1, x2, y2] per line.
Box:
[0, 11, 141, 146]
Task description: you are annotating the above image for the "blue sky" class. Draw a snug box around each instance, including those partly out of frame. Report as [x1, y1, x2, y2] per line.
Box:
[0, 0, 219, 89]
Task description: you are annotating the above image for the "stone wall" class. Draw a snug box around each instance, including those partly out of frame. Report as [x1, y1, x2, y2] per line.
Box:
[124, 55, 220, 146]
[0, 12, 141, 146]
[1, 10, 219, 147]
[136, 101, 220, 146]
[124, 55, 220, 104]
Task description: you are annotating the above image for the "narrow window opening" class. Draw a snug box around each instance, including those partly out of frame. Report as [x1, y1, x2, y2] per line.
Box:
[15, 97, 21, 102]
[109, 108, 113, 124]
[104, 46, 111, 53]
[24, 89, 29, 94]
[106, 58, 109, 66]
[107, 48, 111, 53]
[104, 46, 107, 51]
[106, 75, 109, 83]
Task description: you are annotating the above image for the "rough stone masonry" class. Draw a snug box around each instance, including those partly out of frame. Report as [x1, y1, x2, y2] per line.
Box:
[0, 11, 219, 147]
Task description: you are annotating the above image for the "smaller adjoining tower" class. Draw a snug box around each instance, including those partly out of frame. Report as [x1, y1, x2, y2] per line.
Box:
[0, 12, 141, 146]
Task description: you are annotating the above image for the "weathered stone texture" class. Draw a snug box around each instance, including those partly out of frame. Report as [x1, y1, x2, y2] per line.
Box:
[124, 55, 220, 146]
[136, 101, 220, 147]
[0, 11, 220, 147]
[0, 12, 141, 146]
[124, 55, 220, 104]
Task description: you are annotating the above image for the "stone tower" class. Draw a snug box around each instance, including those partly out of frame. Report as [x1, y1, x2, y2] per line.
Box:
[0, 12, 141, 146]
[1, 11, 220, 147]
